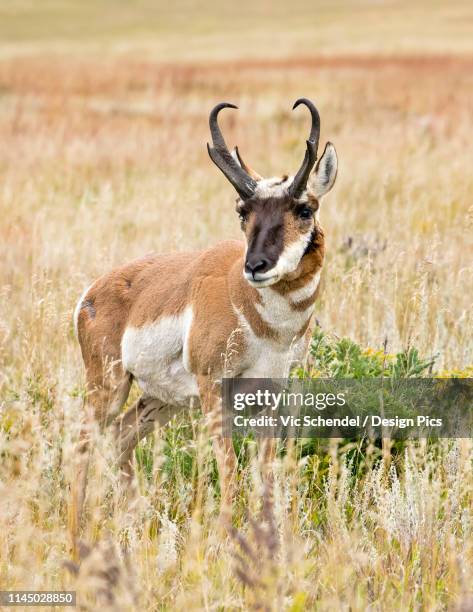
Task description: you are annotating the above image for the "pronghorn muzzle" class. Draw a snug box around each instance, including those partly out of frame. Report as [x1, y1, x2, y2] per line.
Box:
[244, 213, 284, 280]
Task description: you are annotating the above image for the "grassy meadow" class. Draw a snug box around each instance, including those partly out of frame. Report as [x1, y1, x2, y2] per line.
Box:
[0, 1, 473, 610]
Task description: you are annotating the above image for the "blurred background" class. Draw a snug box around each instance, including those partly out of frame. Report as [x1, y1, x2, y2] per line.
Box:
[2, 1, 473, 58]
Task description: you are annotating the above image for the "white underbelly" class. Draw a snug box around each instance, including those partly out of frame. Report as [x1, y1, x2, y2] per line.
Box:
[135, 357, 198, 406]
[121, 308, 199, 406]
[240, 334, 309, 378]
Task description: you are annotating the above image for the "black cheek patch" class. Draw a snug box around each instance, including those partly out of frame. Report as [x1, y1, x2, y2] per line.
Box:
[302, 227, 319, 257]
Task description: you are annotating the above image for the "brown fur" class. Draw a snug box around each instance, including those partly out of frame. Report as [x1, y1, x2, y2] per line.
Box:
[72, 98, 337, 540]
[77, 233, 325, 380]
[71, 233, 324, 538]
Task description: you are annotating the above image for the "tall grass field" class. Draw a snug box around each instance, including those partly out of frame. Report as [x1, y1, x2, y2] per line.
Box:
[0, 2, 472, 610]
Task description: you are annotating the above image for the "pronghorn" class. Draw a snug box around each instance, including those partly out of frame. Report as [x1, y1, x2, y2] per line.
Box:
[71, 98, 337, 530]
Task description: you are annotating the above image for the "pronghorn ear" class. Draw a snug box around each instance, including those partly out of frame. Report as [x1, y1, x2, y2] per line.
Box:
[309, 142, 338, 199]
[231, 146, 263, 181]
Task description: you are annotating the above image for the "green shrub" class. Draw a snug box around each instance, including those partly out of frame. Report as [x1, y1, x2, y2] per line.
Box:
[296, 327, 436, 379]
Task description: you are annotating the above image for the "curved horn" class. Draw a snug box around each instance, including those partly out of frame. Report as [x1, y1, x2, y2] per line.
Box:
[234, 146, 263, 181]
[207, 103, 257, 200]
[289, 98, 321, 199]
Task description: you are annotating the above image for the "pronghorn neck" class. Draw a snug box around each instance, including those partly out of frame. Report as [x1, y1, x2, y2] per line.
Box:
[229, 230, 324, 345]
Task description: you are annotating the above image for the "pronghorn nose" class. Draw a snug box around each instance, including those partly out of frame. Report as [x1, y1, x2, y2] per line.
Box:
[245, 256, 270, 278]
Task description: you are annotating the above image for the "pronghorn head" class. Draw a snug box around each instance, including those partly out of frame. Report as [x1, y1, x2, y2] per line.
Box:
[207, 99, 338, 288]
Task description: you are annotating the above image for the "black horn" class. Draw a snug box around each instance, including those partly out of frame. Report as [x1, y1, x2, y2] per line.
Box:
[207, 103, 257, 200]
[289, 98, 321, 199]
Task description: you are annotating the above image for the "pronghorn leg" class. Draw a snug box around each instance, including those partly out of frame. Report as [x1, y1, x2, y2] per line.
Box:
[69, 367, 132, 554]
[197, 376, 237, 524]
[69, 426, 91, 554]
[258, 438, 277, 505]
[114, 396, 180, 480]
[212, 436, 237, 525]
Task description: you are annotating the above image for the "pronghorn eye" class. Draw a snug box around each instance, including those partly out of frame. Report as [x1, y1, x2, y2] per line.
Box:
[296, 206, 313, 220]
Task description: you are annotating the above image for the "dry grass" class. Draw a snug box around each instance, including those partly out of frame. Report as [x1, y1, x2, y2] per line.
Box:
[1, 2, 473, 609]
[2, 0, 473, 58]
